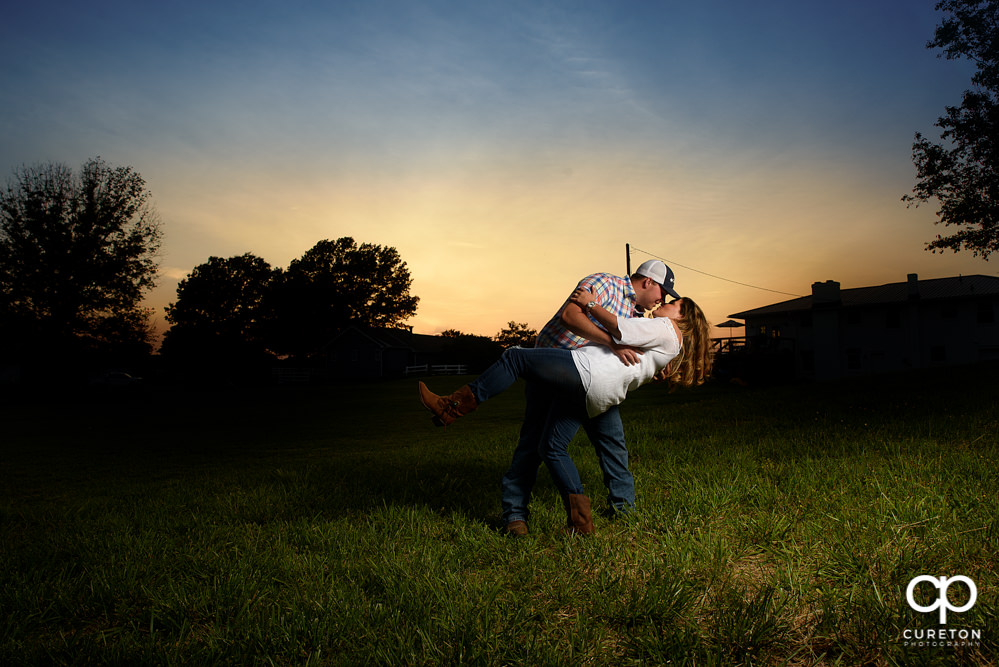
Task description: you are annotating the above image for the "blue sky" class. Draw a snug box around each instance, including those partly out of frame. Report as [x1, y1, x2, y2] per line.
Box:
[0, 0, 991, 338]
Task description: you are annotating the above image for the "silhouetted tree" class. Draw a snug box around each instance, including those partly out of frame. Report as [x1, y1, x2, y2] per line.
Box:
[161, 253, 277, 374]
[0, 158, 161, 372]
[438, 329, 503, 372]
[905, 0, 999, 258]
[263, 238, 419, 358]
[494, 321, 537, 349]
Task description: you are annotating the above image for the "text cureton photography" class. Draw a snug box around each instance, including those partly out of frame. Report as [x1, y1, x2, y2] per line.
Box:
[901, 575, 985, 649]
[902, 628, 983, 649]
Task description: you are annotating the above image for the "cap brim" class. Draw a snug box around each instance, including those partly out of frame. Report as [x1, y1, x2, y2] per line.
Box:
[663, 287, 681, 299]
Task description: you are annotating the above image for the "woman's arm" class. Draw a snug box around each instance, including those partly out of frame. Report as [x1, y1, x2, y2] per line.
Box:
[561, 302, 615, 346]
[569, 287, 622, 339]
[562, 286, 642, 366]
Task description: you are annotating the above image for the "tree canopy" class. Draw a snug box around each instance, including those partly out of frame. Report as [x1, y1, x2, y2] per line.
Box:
[0, 157, 162, 365]
[178, 238, 420, 359]
[162, 239, 421, 362]
[905, 0, 999, 258]
[161, 253, 276, 367]
[436, 328, 503, 371]
[494, 321, 537, 348]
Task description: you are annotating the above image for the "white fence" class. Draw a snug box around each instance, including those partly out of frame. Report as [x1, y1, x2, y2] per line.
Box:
[405, 364, 468, 376]
[272, 368, 314, 384]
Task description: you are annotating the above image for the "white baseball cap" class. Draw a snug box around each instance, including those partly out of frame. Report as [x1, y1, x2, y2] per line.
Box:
[635, 259, 680, 299]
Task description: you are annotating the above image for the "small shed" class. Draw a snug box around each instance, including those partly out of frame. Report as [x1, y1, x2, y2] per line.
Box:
[322, 326, 446, 379]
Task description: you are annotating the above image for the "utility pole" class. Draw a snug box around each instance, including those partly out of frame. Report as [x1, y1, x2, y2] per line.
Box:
[625, 243, 631, 275]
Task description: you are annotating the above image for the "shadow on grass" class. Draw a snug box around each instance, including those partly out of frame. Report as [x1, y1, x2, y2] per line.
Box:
[5, 362, 997, 531]
[1, 376, 557, 530]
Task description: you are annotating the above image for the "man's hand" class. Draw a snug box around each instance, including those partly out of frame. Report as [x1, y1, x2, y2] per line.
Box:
[570, 287, 597, 309]
[612, 343, 644, 366]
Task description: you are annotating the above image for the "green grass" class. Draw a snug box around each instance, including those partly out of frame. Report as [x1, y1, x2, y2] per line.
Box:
[1, 364, 997, 665]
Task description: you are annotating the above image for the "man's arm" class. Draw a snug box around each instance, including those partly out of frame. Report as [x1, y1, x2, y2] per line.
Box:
[561, 301, 615, 345]
[567, 287, 621, 339]
[561, 287, 642, 365]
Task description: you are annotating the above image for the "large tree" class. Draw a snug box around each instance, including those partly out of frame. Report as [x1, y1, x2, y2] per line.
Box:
[905, 0, 999, 258]
[264, 237, 419, 358]
[0, 157, 162, 364]
[439, 328, 503, 371]
[161, 253, 277, 366]
[494, 321, 537, 349]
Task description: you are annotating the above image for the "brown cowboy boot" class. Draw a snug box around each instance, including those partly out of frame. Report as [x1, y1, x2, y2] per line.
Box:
[504, 520, 529, 537]
[564, 494, 595, 535]
[418, 382, 478, 427]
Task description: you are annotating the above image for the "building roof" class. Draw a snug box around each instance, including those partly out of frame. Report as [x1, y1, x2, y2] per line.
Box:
[730, 274, 999, 319]
[325, 326, 446, 354]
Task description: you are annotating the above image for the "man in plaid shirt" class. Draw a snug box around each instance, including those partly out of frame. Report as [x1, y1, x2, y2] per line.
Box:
[502, 260, 679, 536]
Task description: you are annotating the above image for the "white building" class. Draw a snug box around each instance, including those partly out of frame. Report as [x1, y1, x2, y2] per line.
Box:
[729, 274, 999, 380]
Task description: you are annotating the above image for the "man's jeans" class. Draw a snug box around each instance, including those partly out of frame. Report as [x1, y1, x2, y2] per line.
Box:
[468, 347, 588, 513]
[478, 349, 635, 524]
[468, 346, 582, 404]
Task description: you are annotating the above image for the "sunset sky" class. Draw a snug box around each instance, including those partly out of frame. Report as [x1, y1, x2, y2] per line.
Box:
[1, 0, 994, 341]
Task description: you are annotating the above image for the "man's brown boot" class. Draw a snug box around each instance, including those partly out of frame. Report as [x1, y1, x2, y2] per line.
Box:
[418, 382, 478, 427]
[565, 494, 595, 535]
[504, 520, 528, 537]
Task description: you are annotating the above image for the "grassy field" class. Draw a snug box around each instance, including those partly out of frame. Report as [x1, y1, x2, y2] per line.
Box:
[1, 364, 997, 665]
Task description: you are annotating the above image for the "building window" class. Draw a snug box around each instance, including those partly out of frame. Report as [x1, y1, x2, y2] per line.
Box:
[799, 313, 812, 328]
[847, 310, 862, 326]
[940, 303, 958, 319]
[885, 309, 901, 329]
[930, 346, 946, 363]
[847, 348, 862, 370]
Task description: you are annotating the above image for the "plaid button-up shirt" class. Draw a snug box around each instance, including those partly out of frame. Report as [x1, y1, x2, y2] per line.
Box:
[535, 273, 639, 349]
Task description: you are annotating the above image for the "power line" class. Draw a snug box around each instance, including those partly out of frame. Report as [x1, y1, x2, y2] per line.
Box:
[629, 245, 805, 298]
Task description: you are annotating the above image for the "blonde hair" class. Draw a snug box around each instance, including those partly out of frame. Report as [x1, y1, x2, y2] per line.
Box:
[664, 297, 713, 388]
